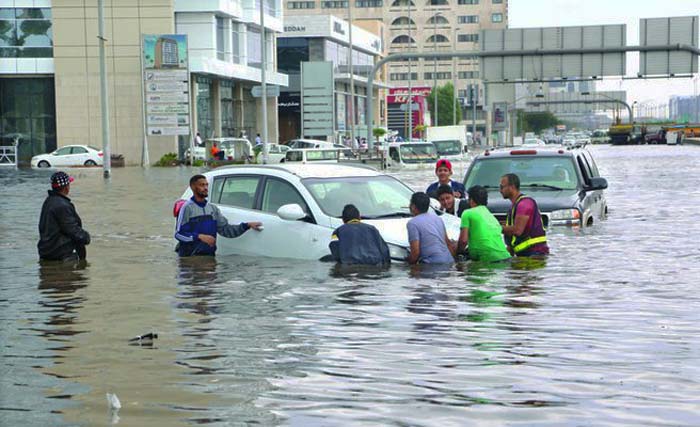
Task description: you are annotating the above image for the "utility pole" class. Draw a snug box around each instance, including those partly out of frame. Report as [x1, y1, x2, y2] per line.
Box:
[471, 83, 477, 142]
[98, 0, 111, 178]
[260, 0, 269, 163]
[452, 27, 456, 126]
[433, 13, 439, 127]
[348, 2, 355, 147]
[407, 0, 412, 140]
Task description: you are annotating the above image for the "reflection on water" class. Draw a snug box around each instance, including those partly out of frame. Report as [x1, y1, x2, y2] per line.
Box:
[3, 146, 700, 426]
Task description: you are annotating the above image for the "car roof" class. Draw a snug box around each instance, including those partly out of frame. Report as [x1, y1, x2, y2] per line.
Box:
[205, 163, 383, 179]
[477, 147, 582, 159]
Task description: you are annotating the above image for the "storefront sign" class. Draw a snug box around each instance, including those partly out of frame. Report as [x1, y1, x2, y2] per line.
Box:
[142, 34, 190, 137]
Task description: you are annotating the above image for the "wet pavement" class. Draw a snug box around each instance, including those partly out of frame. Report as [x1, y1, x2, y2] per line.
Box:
[1, 144, 699, 426]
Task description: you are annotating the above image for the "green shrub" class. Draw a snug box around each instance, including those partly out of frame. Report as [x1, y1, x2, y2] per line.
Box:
[154, 152, 179, 167]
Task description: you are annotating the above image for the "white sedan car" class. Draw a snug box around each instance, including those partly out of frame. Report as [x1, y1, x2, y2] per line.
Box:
[31, 145, 103, 168]
[175, 164, 460, 260]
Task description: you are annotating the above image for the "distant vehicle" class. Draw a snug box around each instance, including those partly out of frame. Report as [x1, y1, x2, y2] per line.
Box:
[591, 129, 610, 144]
[665, 130, 683, 145]
[186, 138, 253, 162]
[463, 147, 608, 227]
[523, 138, 546, 147]
[282, 148, 341, 164]
[284, 138, 335, 150]
[173, 164, 461, 260]
[259, 143, 290, 163]
[608, 123, 643, 145]
[31, 145, 103, 168]
[425, 125, 471, 160]
[385, 142, 439, 169]
[644, 129, 666, 145]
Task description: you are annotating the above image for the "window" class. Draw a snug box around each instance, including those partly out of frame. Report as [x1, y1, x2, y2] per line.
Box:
[458, 0, 478, 3]
[492, 0, 503, 3]
[216, 17, 225, 60]
[71, 146, 87, 154]
[424, 72, 451, 80]
[54, 147, 72, 156]
[196, 76, 213, 139]
[458, 15, 479, 24]
[457, 33, 479, 43]
[321, 0, 348, 7]
[391, 35, 415, 44]
[390, 0, 414, 5]
[221, 82, 235, 137]
[426, 0, 448, 5]
[391, 17, 415, 26]
[458, 70, 479, 79]
[356, 0, 382, 6]
[261, 178, 309, 216]
[426, 15, 448, 25]
[0, 8, 53, 58]
[389, 72, 418, 80]
[277, 38, 309, 74]
[231, 22, 241, 63]
[426, 34, 449, 43]
[216, 176, 260, 208]
[247, 26, 261, 68]
[491, 13, 503, 23]
[288, 1, 316, 8]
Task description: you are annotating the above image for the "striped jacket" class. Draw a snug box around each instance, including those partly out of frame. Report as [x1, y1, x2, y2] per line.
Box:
[174, 197, 249, 256]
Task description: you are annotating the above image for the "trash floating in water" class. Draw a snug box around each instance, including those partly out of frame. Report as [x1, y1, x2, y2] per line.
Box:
[106, 392, 121, 410]
[128, 332, 158, 345]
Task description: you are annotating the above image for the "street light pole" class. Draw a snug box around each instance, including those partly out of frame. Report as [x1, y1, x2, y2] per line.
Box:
[97, 0, 111, 178]
[433, 13, 439, 126]
[348, 0, 355, 147]
[260, 0, 269, 163]
[407, 0, 413, 140]
[452, 27, 456, 126]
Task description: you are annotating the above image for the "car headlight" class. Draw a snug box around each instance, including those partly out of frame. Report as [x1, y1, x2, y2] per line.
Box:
[387, 242, 409, 260]
[550, 208, 581, 221]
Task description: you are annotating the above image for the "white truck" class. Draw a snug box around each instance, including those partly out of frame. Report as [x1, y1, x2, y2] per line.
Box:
[425, 125, 471, 160]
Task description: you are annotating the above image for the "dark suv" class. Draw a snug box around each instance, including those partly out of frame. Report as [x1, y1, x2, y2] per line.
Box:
[462, 147, 608, 227]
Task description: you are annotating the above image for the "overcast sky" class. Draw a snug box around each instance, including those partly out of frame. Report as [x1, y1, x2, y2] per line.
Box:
[508, 0, 699, 107]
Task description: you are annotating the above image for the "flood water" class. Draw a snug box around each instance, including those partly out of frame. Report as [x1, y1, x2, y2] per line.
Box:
[2, 145, 700, 426]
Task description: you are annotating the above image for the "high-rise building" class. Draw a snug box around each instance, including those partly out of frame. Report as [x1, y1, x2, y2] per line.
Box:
[285, 0, 508, 135]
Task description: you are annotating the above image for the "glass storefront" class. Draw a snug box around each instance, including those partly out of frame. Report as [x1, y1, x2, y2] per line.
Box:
[0, 77, 56, 161]
[220, 81, 235, 137]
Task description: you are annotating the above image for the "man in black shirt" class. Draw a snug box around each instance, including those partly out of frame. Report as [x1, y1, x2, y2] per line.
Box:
[329, 204, 391, 265]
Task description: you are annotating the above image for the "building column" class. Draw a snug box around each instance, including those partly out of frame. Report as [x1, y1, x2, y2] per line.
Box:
[234, 84, 245, 137]
[212, 79, 222, 138]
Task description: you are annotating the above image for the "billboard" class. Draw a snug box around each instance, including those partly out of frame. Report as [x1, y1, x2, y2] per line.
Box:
[492, 102, 508, 131]
[481, 25, 626, 81]
[142, 34, 190, 136]
[301, 62, 335, 138]
[640, 16, 699, 76]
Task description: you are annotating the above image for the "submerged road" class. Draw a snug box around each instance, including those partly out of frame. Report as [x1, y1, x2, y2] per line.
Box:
[1, 144, 699, 426]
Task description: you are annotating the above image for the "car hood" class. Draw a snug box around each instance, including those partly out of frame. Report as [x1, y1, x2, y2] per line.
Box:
[362, 213, 461, 247]
[485, 189, 580, 214]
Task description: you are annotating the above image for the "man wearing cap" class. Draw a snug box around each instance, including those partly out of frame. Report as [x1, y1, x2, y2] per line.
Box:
[426, 159, 466, 199]
[38, 171, 91, 261]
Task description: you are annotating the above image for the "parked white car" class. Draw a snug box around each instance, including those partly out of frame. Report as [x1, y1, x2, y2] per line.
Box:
[175, 164, 461, 260]
[31, 145, 103, 168]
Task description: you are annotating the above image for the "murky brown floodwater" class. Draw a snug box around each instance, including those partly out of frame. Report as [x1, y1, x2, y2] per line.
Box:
[1, 145, 700, 426]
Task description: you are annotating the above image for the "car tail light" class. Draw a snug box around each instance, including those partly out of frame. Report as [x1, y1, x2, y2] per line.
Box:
[173, 199, 186, 218]
[510, 150, 537, 155]
[484, 150, 490, 156]
[558, 149, 564, 154]
[98, 152, 104, 157]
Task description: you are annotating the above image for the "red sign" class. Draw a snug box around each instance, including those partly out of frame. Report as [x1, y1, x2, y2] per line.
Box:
[387, 86, 432, 104]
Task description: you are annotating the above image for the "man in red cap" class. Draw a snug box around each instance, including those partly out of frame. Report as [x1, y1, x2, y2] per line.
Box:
[38, 171, 91, 261]
[426, 158, 466, 199]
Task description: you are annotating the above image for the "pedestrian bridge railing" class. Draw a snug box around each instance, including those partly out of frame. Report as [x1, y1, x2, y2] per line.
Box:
[0, 145, 18, 168]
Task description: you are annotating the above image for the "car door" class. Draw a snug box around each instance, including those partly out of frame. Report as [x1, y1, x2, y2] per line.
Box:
[51, 146, 74, 166]
[210, 174, 265, 256]
[575, 153, 602, 225]
[581, 151, 606, 220]
[71, 146, 90, 165]
[255, 176, 332, 260]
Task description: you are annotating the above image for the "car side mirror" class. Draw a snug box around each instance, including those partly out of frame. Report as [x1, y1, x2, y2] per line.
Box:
[277, 203, 306, 221]
[429, 198, 442, 212]
[587, 177, 608, 191]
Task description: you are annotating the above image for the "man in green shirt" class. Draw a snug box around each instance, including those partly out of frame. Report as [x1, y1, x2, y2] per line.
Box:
[457, 185, 511, 262]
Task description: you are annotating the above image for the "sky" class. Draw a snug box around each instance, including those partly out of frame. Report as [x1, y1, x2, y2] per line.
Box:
[508, 0, 699, 108]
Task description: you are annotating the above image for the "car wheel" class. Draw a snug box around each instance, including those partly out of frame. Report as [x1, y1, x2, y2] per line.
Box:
[38, 160, 50, 168]
[84, 160, 97, 166]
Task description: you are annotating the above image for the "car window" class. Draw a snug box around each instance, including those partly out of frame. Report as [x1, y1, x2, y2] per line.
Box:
[285, 151, 303, 162]
[389, 147, 400, 161]
[55, 147, 72, 156]
[582, 151, 600, 177]
[218, 176, 260, 209]
[71, 146, 88, 154]
[576, 156, 592, 186]
[261, 178, 309, 216]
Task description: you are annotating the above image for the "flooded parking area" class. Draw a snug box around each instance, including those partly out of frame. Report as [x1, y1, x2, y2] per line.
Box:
[1, 145, 700, 426]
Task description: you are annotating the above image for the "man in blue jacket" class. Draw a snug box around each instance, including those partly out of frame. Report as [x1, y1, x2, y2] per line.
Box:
[175, 174, 263, 257]
[329, 204, 391, 265]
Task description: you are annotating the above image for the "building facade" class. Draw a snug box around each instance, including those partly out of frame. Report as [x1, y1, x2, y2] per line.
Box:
[670, 95, 700, 123]
[284, 0, 508, 135]
[0, 0, 287, 165]
[277, 14, 386, 142]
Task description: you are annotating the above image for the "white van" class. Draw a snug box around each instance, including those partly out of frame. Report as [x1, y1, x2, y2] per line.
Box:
[385, 142, 438, 169]
[425, 125, 470, 160]
[282, 148, 340, 164]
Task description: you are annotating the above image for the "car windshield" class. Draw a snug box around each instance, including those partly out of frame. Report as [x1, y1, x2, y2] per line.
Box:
[303, 176, 414, 218]
[306, 150, 339, 161]
[87, 145, 101, 151]
[399, 144, 438, 163]
[465, 156, 579, 190]
[431, 140, 462, 155]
